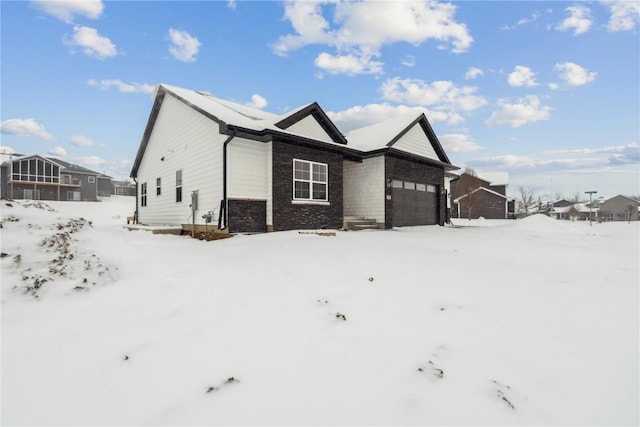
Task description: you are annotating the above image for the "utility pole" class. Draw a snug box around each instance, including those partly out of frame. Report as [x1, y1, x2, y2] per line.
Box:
[585, 190, 597, 226]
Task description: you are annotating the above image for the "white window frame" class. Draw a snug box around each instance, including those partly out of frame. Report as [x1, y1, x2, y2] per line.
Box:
[141, 182, 147, 207]
[292, 159, 328, 202]
[176, 170, 183, 203]
[88, 176, 96, 183]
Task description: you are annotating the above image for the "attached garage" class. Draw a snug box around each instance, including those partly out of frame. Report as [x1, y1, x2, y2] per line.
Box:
[391, 180, 439, 226]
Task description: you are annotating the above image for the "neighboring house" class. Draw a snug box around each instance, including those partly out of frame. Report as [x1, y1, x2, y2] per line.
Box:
[449, 171, 514, 219]
[112, 180, 136, 196]
[130, 84, 457, 233]
[551, 202, 599, 221]
[597, 195, 638, 221]
[0, 153, 112, 201]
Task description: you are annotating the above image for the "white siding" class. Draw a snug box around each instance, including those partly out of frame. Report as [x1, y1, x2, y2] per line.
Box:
[136, 94, 226, 226]
[343, 156, 385, 222]
[392, 123, 439, 161]
[228, 138, 271, 226]
[286, 115, 334, 143]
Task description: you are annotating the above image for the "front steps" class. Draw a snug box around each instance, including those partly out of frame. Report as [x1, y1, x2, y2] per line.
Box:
[343, 216, 384, 231]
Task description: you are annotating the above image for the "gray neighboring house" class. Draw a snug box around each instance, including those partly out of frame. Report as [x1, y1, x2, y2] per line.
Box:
[597, 195, 639, 221]
[111, 180, 136, 196]
[0, 153, 112, 201]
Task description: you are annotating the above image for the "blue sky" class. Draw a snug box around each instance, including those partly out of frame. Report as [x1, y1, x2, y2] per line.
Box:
[1, 0, 638, 199]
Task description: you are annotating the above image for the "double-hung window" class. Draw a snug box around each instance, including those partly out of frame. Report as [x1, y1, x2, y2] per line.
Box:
[156, 177, 161, 196]
[293, 159, 327, 202]
[176, 170, 182, 202]
[141, 183, 147, 207]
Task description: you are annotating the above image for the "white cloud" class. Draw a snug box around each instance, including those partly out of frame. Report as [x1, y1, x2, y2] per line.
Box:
[168, 28, 201, 63]
[439, 133, 483, 153]
[465, 67, 483, 80]
[245, 94, 268, 109]
[31, 0, 104, 23]
[227, 0, 236, 10]
[273, 1, 472, 74]
[604, 1, 640, 32]
[327, 103, 456, 131]
[380, 77, 488, 114]
[556, 5, 593, 35]
[555, 62, 597, 86]
[507, 65, 538, 87]
[65, 25, 117, 59]
[0, 146, 16, 154]
[86, 79, 155, 94]
[48, 146, 68, 157]
[0, 118, 53, 141]
[485, 95, 551, 127]
[517, 11, 542, 26]
[401, 54, 416, 67]
[70, 134, 101, 147]
[314, 52, 383, 75]
[548, 82, 560, 90]
[77, 156, 106, 167]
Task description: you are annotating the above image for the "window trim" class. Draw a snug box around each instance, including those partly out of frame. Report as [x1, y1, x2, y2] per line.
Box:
[141, 182, 147, 207]
[175, 170, 182, 203]
[292, 159, 328, 202]
[88, 176, 96, 184]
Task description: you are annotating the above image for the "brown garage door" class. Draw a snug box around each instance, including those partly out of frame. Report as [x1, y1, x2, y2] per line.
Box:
[392, 181, 438, 226]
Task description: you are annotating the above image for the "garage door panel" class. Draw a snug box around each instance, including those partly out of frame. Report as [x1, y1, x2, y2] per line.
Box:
[392, 187, 438, 226]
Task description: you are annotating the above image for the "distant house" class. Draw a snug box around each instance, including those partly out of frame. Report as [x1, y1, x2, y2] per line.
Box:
[0, 153, 111, 201]
[111, 180, 136, 196]
[551, 201, 599, 221]
[449, 171, 514, 219]
[130, 84, 457, 233]
[597, 195, 638, 221]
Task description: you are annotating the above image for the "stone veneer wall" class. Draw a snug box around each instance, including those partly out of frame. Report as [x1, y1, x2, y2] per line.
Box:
[271, 140, 344, 231]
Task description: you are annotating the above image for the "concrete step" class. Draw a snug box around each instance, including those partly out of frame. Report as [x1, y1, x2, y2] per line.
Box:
[345, 218, 384, 231]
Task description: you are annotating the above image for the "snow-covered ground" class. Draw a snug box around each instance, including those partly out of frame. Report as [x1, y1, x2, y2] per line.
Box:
[1, 196, 638, 426]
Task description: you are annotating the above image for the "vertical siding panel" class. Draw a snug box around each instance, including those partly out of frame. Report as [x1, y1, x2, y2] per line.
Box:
[136, 95, 225, 226]
[392, 124, 439, 160]
[343, 156, 385, 222]
[285, 115, 333, 143]
[228, 139, 269, 199]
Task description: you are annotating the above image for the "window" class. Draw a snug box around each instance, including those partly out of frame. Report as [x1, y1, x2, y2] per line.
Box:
[416, 184, 426, 192]
[391, 180, 403, 189]
[11, 158, 59, 183]
[404, 181, 416, 190]
[607, 212, 614, 221]
[141, 183, 147, 207]
[67, 191, 81, 201]
[427, 185, 436, 193]
[293, 159, 327, 201]
[88, 176, 96, 183]
[156, 177, 161, 196]
[176, 170, 182, 202]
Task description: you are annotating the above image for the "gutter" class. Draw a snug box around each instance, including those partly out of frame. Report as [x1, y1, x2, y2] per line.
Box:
[218, 132, 236, 231]
[133, 177, 138, 224]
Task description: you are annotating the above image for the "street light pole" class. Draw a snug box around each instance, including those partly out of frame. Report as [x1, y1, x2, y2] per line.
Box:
[585, 190, 597, 226]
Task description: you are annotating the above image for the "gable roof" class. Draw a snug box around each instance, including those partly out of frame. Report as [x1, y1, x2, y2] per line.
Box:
[345, 113, 453, 167]
[131, 84, 458, 177]
[453, 186, 507, 203]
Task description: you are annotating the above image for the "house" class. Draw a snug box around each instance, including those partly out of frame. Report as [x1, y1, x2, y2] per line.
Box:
[551, 201, 599, 221]
[597, 195, 638, 221]
[129, 84, 457, 233]
[449, 171, 514, 219]
[111, 180, 136, 196]
[0, 153, 112, 201]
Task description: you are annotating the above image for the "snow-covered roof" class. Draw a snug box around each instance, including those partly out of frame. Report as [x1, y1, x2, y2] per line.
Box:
[476, 172, 508, 186]
[344, 113, 418, 151]
[453, 186, 507, 203]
